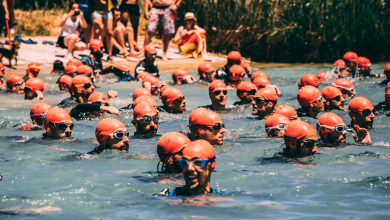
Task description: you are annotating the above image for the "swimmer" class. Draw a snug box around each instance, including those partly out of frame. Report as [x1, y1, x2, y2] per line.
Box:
[6, 74, 25, 94]
[188, 108, 225, 145]
[227, 65, 246, 89]
[70, 91, 120, 120]
[135, 45, 159, 78]
[272, 104, 299, 121]
[30, 102, 52, 127]
[282, 120, 318, 158]
[216, 51, 250, 84]
[316, 72, 326, 81]
[251, 87, 278, 120]
[58, 75, 73, 92]
[377, 63, 390, 86]
[43, 107, 73, 139]
[296, 85, 325, 118]
[76, 65, 96, 82]
[101, 63, 135, 82]
[133, 102, 159, 136]
[132, 87, 152, 101]
[24, 78, 44, 100]
[200, 80, 227, 111]
[356, 57, 375, 79]
[333, 59, 349, 78]
[64, 64, 77, 77]
[198, 62, 215, 82]
[23, 62, 40, 81]
[348, 96, 375, 129]
[234, 81, 257, 105]
[51, 60, 65, 75]
[321, 86, 345, 111]
[298, 73, 319, 88]
[317, 112, 371, 145]
[374, 89, 390, 116]
[156, 132, 191, 173]
[142, 75, 161, 96]
[80, 39, 104, 75]
[158, 140, 217, 196]
[57, 75, 95, 107]
[172, 69, 196, 85]
[158, 87, 186, 113]
[343, 51, 358, 77]
[332, 78, 356, 99]
[89, 118, 129, 154]
[66, 58, 83, 67]
[265, 114, 291, 137]
[250, 71, 267, 82]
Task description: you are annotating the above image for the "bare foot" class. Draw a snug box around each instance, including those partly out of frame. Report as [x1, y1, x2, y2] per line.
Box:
[162, 53, 168, 61]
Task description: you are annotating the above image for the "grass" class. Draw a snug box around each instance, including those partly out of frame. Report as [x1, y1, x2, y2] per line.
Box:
[14, 9, 64, 36]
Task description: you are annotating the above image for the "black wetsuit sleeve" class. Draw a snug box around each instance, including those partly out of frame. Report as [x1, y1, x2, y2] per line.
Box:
[57, 97, 77, 108]
[74, 103, 101, 112]
[120, 104, 132, 110]
[101, 66, 115, 75]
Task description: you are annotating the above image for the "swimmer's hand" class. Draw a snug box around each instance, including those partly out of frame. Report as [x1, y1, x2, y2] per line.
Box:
[36, 91, 44, 100]
[107, 90, 118, 98]
[266, 84, 282, 95]
[101, 106, 120, 115]
[352, 125, 371, 145]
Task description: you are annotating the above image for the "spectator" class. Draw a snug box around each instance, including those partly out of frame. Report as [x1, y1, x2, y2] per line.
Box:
[120, 0, 141, 52]
[0, 0, 9, 36]
[172, 12, 210, 60]
[144, 0, 182, 61]
[58, 2, 88, 60]
[75, 0, 92, 43]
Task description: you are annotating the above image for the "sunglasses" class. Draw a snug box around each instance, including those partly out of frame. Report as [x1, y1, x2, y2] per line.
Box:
[73, 83, 92, 89]
[30, 113, 46, 117]
[332, 84, 355, 93]
[110, 130, 130, 140]
[92, 101, 109, 106]
[51, 122, 74, 130]
[0, 75, 3, 79]
[84, 72, 92, 77]
[188, 123, 225, 130]
[232, 73, 246, 78]
[146, 53, 157, 56]
[238, 89, 257, 95]
[265, 123, 286, 133]
[136, 115, 159, 124]
[212, 90, 227, 95]
[351, 108, 374, 116]
[175, 96, 185, 102]
[297, 139, 316, 149]
[317, 122, 349, 133]
[255, 84, 266, 89]
[178, 156, 216, 169]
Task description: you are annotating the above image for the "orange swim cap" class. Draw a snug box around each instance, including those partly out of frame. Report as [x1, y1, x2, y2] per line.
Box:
[25, 77, 45, 92]
[71, 75, 91, 86]
[236, 81, 257, 92]
[209, 80, 227, 93]
[321, 86, 342, 100]
[386, 82, 390, 91]
[27, 62, 41, 77]
[348, 96, 373, 117]
[136, 71, 151, 81]
[157, 132, 191, 163]
[142, 75, 159, 86]
[144, 44, 157, 54]
[343, 52, 358, 61]
[6, 74, 24, 90]
[332, 78, 354, 92]
[67, 58, 83, 67]
[272, 104, 298, 120]
[299, 73, 319, 87]
[227, 51, 242, 64]
[265, 114, 290, 135]
[115, 63, 130, 73]
[254, 87, 278, 103]
[172, 69, 188, 82]
[133, 102, 158, 121]
[89, 39, 104, 51]
[189, 108, 222, 127]
[385, 89, 390, 107]
[182, 139, 216, 170]
[59, 75, 73, 88]
[297, 85, 322, 107]
[30, 101, 52, 119]
[384, 63, 390, 72]
[132, 87, 152, 101]
[316, 112, 345, 138]
[252, 76, 271, 88]
[95, 118, 126, 145]
[229, 65, 246, 81]
[76, 65, 93, 76]
[161, 87, 183, 106]
[284, 120, 316, 146]
[316, 72, 326, 81]
[44, 107, 72, 129]
[250, 71, 268, 82]
[198, 62, 213, 75]
[334, 59, 346, 70]
[356, 56, 371, 68]
[88, 91, 108, 103]
[133, 96, 157, 109]
[159, 85, 172, 96]
[65, 64, 77, 75]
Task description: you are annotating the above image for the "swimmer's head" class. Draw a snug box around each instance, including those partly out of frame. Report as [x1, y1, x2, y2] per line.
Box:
[298, 73, 319, 88]
[65, 64, 77, 77]
[228, 65, 246, 83]
[272, 104, 298, 121]
[6, 74, 25, 94]
[26, 62, 41, 77]
[58, 75, 73, 91]
[70, 75, 95, 98]
[283, 120, 318, 158]
[316, 72, 326, 82]
[198, 62, 215, 82]
[321, 86, 345, 111]
[161, 87, 186, 113]
[89, 39, 104, 58]
[209, 80, 227, 109]
[67, 58, 83, 67]
[142, 75, 160, 95]
[356, 57, 372, 76]
[236, 81, 257, 104]
[24, 78, 45, 100]
[384, 63, 390, 76]
[250, 71, 268, 82]
[144, 45, 157, 63]
[252, 77, 271, 89]
[316, 112, 347, 144]
[251, 87, 278, 119]
[88, 91, 108, 104]
[95, 118, 129, 153]
[227, 51, 242, 65]
[172, 69, 188, 84]
[132, 87, 152, 101]
[132, 96, 157, 109]
[76, 65, 95, 81]
[334, 59, 346, 71]
[348, 96, 375, 129]
[188, 108, 225, 145]
[157, 132, 191, 173]
[297, 86, 324, 114]
[265, 114, 291, 137]
[332, 78, 356, 98]
[30, 101, 52, 126]
[343, 51, 358, 66]
[115, 63, 130, 74]
[44, 107, 73, 139]
[133, 102, 159, 135]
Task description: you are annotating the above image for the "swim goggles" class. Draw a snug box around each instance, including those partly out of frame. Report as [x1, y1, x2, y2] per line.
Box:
[316, 122, 350, 133]
[59, 82, 69, 87]
[265, 123, 287, 133]
[179, 156, 216, 169]
[348, 108, 374, 116]
[13, 81, 25, 86]
[30, 113, 46, 117]
[332, 83, 355, 93]
[238, 89, 257, 95]
[110, 130, 130, 140]
[212, 90, 227, 95]
[288, 114, 298, 120]
[316, 95, 323, 102]
[188, 123, 225, 130]
[146, 53, 157, 56]
[50, 122, 74, 130]
[285, 136, 316, 149]
[73, 83, 92, 89]
[135, 115, 159, 124]
[253, 97, 274, 104]
[174, 96, 185, 103]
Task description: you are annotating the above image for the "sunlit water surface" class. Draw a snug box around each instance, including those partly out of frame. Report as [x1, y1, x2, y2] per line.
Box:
[1, 64, 390, 219]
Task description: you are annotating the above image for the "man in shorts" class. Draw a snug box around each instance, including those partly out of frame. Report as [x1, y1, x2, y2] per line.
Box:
[144, 0, 182, 61]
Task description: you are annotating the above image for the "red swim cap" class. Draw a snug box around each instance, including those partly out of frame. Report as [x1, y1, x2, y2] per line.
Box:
[265, 114, 290, 136]
[88, 91, 108, 103]
[159, 85, 172, 96]
[384, 63, 390, 72]
[182, 139, 216, 170]
[316, 72, 326, 81]
[227, 51, 242, 64]
[385, 89, 390, 108]
[250, 71, 268, 82]
[343, 52, 358, 61]
[6, 74, 24, 90]
[59, 75, 73, 88]
[71, 75, 92, 86]
[252, 77, 271, 88]
[132, 87, 152, 101]
[237, 81, 257, 92]
[332, 78, 354, 92]
[133, 96, 157, 109]
[299, 73, 319, 87]
[144, 44, 157, 54]
[25, 77, 45, 92]
[67, 58, 83, 67]
[334, 59, 346, 70]
[65, 64, 77, 75]
[229, 65, 246, 81]
[27, 62, 41, 77]
[348, 96, 373, 117]
[89, 39, 104, 51]
[316, 112, 345, 138]
[133, 102, 158, 121]
[161, 87, 183, 106]
[272, 104, 298, 120]
[172, 69, 188, 82]
[386, 82, 390, 91]
[356, 56, 371, 68]
[254, 87, 278, 103]
[297, 85, 322, 107]
[136, 71, 151, 81]
[44, 107, 72, 130]
[157, 132, 191, 163]
[30, 101, 52, 119]
[76, 65, 93, 76]
[321, 86, 342, 100]
[189, 108, 222, 127]
[115, 63, 130, 72]
[198, 62, 213, 74]
[209, 80, 227, 93]
[142, 75, 159, 86]
[284, 120, 316, 146]
[95, 118, 126, 145]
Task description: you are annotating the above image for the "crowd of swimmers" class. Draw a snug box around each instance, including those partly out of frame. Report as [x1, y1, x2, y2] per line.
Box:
[2, 44, 390, 197]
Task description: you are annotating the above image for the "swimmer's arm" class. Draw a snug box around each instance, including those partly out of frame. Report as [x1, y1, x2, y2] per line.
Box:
[73, 104, 101, 113]
[101, 66, 115, 75]
[172, 26, 183, 44]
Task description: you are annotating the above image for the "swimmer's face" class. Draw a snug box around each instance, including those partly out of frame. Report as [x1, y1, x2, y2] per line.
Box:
[11, 82, 25, 94]
[202, 69, 216, 82]
[328, 95, 345, 111]
[209, 90, 227, 107]
[182, 155, 212, 192]
[354, 107, 375, 129]
[197, 123, 226, 145]
[24, 89, 37, 100]
[135, 112, 158, 135]
[170, 96, 186, 113]
[145, 52, 156, 64]
[237, 90, 254, 104]
[290, 132, 318, 157]
[327, 128, 347, 144]
[150, 85, 160, 96]
[106, 127, 129, 153]
[361, 66, 372, 77]
[311, 96, 325, 113]
[31, 115, 46, 126]
[267, 127, 286, 137]
[251, 98, 274, 119]
[48, 120, 73, 139]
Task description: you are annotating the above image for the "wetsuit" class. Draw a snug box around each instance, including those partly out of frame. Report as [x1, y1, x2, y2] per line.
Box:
[134, 59, 159, 78]
[57, 97, 80, 108]
[374, 102, 390, 116]
[80, 55, 103, 74]
[101, 66, 135, 82]
[70, 103, 102, 120]
[23, 74, 30, 82]
[378, 79, 389, 86]
[158, 186, 217, 196]
[87, 147, 103, 155]
[156, 106, 167, 113]
[296, 107, 311, 118]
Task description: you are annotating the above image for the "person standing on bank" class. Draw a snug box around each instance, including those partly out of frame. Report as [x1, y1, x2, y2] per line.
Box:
[120, 0, 141, 52]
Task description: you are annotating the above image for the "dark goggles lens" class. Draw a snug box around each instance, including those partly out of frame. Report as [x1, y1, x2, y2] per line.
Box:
[55, 123, 74, 130]
[59, 82, 69, 86]
[92, 102, 109, 106]
[175, 96, 185, 102]
[212, 123, 225, 130]
[0, 75, 3, 79]
[206, 70, 215, 75]
[334, 125, 346, 133]
[24, 87, 32, 92]
[254, 97, 267, 103]
[213, 90, 227, 95]
[147, 53, 157, 56]
[99, 46, 105, 50]
[299, 140, 316, 148]
[86, 73, 92, 77]
[84, 83, 92, 89]
[140, 115, 159, 124]
[361, 109, 373, 116]
[332, 96, 341, 102]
